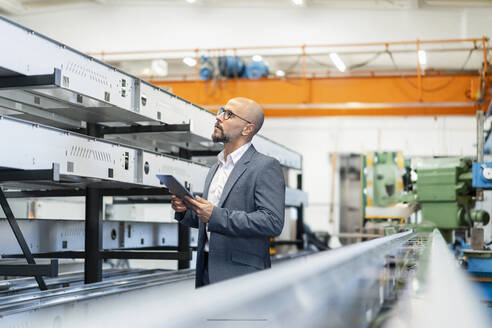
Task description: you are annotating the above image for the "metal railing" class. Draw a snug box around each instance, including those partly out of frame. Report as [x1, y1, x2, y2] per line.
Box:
[88, 37, 490, 102]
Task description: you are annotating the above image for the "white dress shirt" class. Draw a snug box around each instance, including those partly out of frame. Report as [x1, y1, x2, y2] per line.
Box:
[204, 141, 252, 252]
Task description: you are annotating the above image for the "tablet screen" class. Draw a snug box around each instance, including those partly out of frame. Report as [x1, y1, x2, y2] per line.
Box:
[156, 174, 194, 200]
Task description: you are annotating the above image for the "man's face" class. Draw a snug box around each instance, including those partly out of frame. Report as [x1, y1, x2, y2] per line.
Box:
[212, 101, 249, 144]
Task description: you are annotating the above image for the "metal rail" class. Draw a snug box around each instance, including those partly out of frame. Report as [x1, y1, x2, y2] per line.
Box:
[0, 269, 195, 318]
[3, 230, 487, 327]
[89, 36, 490, 104]
[385, 230, 491, 327]
[0, 269, 164, 296]
[0, 231, 416, 327]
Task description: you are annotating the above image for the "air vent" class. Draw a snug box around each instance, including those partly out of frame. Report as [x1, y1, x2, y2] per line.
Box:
[65, 61, 109, 87]
[69, 146, 112, 163]
[62, 76, 69, 87]
[67, 161, 74, 172]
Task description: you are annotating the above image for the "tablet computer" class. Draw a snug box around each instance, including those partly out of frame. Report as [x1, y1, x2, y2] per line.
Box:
[156, 174, 194, 200]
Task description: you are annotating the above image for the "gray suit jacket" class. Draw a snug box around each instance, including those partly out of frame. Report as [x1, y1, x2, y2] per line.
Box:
[175, 145, 285, 288]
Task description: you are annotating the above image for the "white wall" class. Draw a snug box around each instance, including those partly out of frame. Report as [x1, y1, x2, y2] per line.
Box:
[261, 116, 477, 232]
[8, 5, 492, 54]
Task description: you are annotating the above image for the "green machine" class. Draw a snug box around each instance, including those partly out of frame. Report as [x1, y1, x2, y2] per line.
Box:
[372, 152, 401, 206]
[402, 157, 489, 242]
[361, 152, 490, 242]
[362, 151, 406, 224]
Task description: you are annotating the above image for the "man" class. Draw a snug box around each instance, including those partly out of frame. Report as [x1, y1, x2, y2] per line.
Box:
[171, 97, 285, 288]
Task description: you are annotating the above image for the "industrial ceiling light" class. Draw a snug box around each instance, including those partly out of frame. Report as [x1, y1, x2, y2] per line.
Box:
[329, 53, 346, 72]
[151, 59, 168, 76]
[252, 55, 263, 62]
[276, 70, 285, 77]
[183, 57, 197, 67]
[418, 49, 427, 65]
[292, 0, 305, 6]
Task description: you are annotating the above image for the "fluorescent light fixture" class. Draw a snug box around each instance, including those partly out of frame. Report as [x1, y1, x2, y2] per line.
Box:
[292, 0, 304, 6]
[183, 57, 197, 67]
[329, 52, 346, 72]
[418, 49, 427, 65]
[276, 70, 285, 77]
[186, 0, 196, 3]
[151, 59, 168, 76]
[252, 55, 263, 62]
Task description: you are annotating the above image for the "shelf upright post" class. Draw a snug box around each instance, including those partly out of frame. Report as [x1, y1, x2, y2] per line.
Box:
[177, 147, 192, 270]
[0, 189, 48, 290]
[84, 123, 104, 283]
[296, 173, 305, 250]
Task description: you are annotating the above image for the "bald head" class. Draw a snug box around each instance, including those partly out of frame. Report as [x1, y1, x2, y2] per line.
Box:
[227, 97, 264, 136]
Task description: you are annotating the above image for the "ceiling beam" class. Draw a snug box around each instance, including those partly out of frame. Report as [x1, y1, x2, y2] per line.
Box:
[151, 74, 490, 117]
[0, 0, 25, 15]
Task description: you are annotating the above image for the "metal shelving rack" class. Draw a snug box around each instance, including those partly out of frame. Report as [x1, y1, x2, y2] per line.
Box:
[0, 15, 307, 289]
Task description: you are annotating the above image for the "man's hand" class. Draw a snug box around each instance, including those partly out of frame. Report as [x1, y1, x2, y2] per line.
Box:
[185, 195, 214, 223]
[171, 195, 188, 213]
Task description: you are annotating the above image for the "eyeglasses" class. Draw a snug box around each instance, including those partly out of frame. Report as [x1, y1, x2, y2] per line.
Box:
[217, 107, 253, 124]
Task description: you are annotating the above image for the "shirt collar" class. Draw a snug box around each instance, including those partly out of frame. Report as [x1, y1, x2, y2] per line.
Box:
[217, 142, 252, 166]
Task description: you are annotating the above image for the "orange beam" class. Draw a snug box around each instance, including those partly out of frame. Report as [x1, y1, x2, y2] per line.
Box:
[261, 106, 477, 117]
[151, 74, 490, 117]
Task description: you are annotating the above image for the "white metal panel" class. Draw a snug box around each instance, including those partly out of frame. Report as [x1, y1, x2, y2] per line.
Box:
[0, 219, 182, 254]
[0, 15, 302, 170]
[0, 115, 137, 182]
[108, 203, 175, 223]
[285, 187, 308, 207]
[139, 82, 216, 140]
[0, 18, 135, 112]
[184, 102, 216, 141]
[139, 82, 188, 124]
[0, 115, 210, 188]
[252, 135, 302, 170]
[140, 151, 209, 193]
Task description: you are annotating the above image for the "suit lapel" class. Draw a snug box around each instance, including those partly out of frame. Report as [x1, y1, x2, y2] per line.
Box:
[218, 145, 256, 207]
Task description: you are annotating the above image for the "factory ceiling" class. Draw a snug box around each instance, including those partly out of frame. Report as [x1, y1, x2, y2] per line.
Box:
[1, 0, 492, 15]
